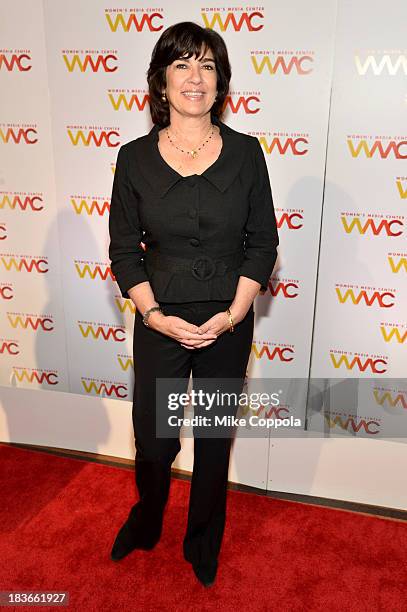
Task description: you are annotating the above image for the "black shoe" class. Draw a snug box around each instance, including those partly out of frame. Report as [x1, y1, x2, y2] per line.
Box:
[192, 560, 218, 587]
[110, 518, 159, 561]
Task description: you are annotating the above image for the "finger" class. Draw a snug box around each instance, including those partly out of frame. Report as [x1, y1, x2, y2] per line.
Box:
[180, 329, 217, 340]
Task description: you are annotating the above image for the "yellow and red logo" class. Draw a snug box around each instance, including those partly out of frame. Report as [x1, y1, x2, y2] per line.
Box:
[115, 296, 136, 314]
[8, 313, 54, 332]
[277, 208, 304, 229]
[341, 213, 404, 236]
[0, 123, 38, 144]
[71, 196, 110, 216]
[252, 340, 294, 362]
[0, 50, 32, 71]
[62, 50, 118, 72]
[0, 254, 48, 273]
[67, 125, 120, 147]
[78, 321, 125, 342]
[380, 323, 406, 344]
[266, 278, 299, 299]
[201, 10, 264, 31]
[329, 350, 388, 374]
[251, 51, 314, 75]
[117, 354, 133, 371]
[396, 177, 407, 199]
[324, 413, 380, 434]
[0, 339, 19, 355]
[347, 136, 407, 159]
[74, 260, 115, 281]
[387, 252, 407, 273]
[335, 284, 396, 308]
[373, 386, 407, 410]
[108, 89, 150, 111]
[249, 132, 309, 156]
[81, 376, 128, 398]
[105, 9, 164, 32]
[222, 92, 261, 114]
[0, 192, 44, 212]
[12, 367, 58, 385]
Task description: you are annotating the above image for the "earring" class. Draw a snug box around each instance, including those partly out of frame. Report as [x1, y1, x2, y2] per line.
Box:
[161, 92, 167, 101]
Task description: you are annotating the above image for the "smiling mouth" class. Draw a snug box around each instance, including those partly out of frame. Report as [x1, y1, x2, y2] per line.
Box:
[182, 91, 205, 98]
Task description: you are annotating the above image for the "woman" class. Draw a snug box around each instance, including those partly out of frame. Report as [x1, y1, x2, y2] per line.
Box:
[108, 21, 279, 587]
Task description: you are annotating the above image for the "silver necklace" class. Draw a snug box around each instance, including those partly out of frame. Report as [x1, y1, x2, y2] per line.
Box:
[165, 123, 215, 159]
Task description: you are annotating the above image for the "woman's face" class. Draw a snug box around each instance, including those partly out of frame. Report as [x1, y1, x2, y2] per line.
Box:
[164, 46, 217, 120]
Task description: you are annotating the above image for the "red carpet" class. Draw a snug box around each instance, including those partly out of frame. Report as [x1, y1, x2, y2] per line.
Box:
[0, 443, 406, 611]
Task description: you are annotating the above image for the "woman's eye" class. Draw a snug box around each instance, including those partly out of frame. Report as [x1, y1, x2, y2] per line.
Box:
[175, 63, 187, 68]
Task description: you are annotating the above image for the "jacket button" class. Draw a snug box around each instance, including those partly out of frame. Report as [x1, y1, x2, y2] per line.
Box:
[190, 238, 200, 247]
[189, 208, 197, 219]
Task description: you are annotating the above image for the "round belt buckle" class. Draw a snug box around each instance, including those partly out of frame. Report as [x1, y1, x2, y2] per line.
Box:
[191, 255, 216, 280]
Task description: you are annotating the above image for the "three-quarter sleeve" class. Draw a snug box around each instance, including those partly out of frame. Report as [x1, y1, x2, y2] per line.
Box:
[238, 136, 279, 292]
[108, 144, 149, 299]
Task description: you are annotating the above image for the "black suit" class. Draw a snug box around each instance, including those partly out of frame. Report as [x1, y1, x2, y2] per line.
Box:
[108, 116, 279, 569]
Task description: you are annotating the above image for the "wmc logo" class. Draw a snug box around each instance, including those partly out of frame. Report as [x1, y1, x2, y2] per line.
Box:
[329, 352, 387, 374]
[251, 53, 314, 75]
[0, 339, 19, 355]
[373, 388, 407, 409]
[278, 211, 304, 229]
[115, 297, 136, 314]
[341, 215, 404, 236]
[78, 322, 125, 342]
[67, 127, 120, 147]
[0, 255, 48, 273]
[71, 197, 110, 216]
[12, 367, 58, 385]
[380, 325, 407, 344]
[222, 94, 260, 114]
[251, 342, 294, 362]
[254, 134, 309, 155]
[62, 51, 118, 72]
[0, 125, 38, 144]
[268, 280, 299, 299]
[117, 355, 133, 371]
[108, 91, 150, 111]
[105, 10, 163, 32]
[201, 11, 264, 31]
[81, 377, 128, 398]
[0, 52, 32, 71]
[0, 284, 13, 299]
[396, 178, 407, 199]
[324, 413, 380, 435]
[347, 137, 407, 159]
[74, 261, 115, 281]
[355, 54, 407, 76]
[387, 254, 407, 273]
[0, 192, 44, 212]
[8, 313, 54, 332]
[335, 287, 396, 308]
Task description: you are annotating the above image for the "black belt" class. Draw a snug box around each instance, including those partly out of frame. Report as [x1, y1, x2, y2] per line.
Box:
[144, 250, 244, 281]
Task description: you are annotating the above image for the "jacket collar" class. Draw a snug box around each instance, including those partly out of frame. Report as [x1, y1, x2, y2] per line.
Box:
[137, 115, 246, 198]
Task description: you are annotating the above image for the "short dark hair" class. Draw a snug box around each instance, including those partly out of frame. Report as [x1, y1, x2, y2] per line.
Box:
[147, 21, 231, 127]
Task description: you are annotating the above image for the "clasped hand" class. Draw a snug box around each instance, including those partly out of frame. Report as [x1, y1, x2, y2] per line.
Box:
[153, 311, 234, 349]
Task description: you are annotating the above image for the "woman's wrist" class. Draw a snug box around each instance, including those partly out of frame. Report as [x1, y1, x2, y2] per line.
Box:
[227, 304, 246, 325]
[147, 309, 167, 331]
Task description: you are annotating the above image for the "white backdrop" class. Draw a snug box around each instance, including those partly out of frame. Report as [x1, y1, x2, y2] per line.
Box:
[0, 0, 406, 494]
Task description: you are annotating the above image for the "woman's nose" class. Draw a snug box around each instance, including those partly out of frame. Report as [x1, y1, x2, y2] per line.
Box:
[187, 65, 203, 84]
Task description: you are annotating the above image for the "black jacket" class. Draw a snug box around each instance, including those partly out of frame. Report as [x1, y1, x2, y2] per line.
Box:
[108, 116, 279, 303]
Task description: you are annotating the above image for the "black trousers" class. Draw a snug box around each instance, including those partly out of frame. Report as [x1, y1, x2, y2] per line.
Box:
[130, 299, 254, 567]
